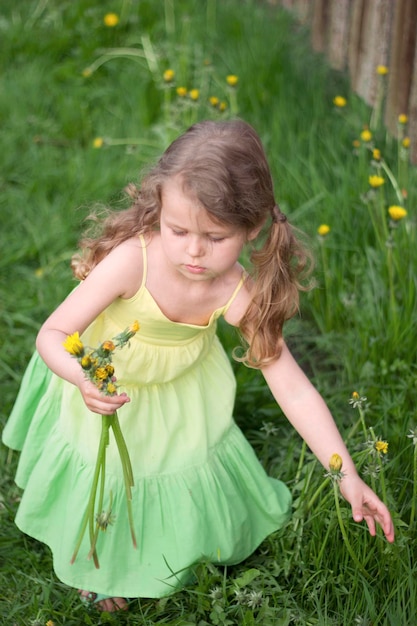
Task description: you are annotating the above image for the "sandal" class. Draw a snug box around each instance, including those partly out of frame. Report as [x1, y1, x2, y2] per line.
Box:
[79, 590, 129, 612]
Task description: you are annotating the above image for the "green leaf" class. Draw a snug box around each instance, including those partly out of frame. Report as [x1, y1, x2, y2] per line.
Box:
[234, 568, 261, 588]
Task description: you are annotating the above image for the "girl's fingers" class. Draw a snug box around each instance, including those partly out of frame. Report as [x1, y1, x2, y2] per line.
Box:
[83, 389, 130, 414]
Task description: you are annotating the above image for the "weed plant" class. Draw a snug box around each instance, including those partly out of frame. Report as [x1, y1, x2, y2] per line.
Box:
[1, 1, 417, 624]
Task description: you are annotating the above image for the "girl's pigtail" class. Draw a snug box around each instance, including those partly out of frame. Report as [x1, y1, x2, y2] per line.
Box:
[238, 212, 313, 368]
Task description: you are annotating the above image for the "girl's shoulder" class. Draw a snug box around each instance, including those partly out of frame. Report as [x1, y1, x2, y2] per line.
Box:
[87, 235, 146, 299]
[222, 271, 254, 328]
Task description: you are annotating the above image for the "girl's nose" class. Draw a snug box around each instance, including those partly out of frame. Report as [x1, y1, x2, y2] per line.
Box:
[187, 235, 205, 258]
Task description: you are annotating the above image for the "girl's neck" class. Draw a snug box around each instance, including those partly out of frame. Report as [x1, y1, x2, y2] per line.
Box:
[145, 234, 243, 325]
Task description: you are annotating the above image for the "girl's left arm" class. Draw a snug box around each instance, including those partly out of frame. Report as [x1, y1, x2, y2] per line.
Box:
[261, 341, 395, 543]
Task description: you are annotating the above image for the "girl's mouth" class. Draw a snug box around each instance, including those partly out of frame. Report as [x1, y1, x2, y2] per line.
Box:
[185, 264, 206, 274]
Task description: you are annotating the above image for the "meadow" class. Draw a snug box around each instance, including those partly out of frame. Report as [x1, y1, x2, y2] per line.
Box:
[1, 1, 416, 624]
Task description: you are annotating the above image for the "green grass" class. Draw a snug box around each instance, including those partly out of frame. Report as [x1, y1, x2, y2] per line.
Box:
[1, 0, 417, 624]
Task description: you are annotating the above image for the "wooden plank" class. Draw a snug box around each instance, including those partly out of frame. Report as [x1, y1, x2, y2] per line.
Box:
[408, 39, 417, 164]
[351, 0, 392, 104]
[311, 0, 329, 53]
[385, 0, 417, 135]
[327, 0, 351, 71]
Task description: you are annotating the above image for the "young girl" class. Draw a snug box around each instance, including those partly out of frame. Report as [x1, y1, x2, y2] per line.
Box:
[3, 119, 394, 613]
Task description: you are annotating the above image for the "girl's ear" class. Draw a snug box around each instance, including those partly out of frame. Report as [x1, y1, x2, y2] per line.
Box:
[247, 221, 265, 242]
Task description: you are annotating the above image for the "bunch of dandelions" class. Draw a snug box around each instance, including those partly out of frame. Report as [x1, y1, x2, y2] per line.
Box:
[325, 454, 370, 579]
[63, 321, 140, 568]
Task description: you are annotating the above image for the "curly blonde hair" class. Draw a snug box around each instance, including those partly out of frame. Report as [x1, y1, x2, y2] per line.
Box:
[72, 119, 312, 367]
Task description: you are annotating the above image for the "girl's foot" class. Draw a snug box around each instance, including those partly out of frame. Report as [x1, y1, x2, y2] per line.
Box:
[78, 590, 129, 612]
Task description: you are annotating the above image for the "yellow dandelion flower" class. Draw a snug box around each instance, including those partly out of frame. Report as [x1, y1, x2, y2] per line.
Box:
[369, 175, 385, 188]
[103, 13, 119, 27]
[176, 86, 187, 97]
[349, 391, 367, 408]
[129, 320, 140, 334]
[398, 114, 408, 124]
[333, 95, 347, 107]
[388, 205, 407, 221]
[226, 74, 238, 86]
[81, 355, 92, 370]
[209, 96, 220, 107]
[63, 332, 84, 357]
[46, 621, 56, 626]
[95, 367, 109, 380]
[375, 440, 388, 454]
[372, 148, 381, 160]
[376, 65, 389, 75]
[35, 267, 44, 278]
[361, 129, 372, 142]
[189, 88, 200, 100]
[106, 382, 117, 395]
[93, 137, 104, 149]
[82, 68, 92, 78]
[352, 139, 361, 148]
[105, 364, 115, 377]
[219, 101, 227, 112]
[101, 340, 116, 352]
[329, 453, 343, 471]
[402, 137, 410, 148]
[163, 69, 175, 82]
[317, 224, 330, 236]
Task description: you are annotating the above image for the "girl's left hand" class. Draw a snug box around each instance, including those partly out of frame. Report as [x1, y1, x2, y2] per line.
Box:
[339, 474, 395, 543]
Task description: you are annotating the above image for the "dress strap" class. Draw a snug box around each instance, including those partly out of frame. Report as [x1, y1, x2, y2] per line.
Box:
[222, 271, 248, 315]
[138, 234, 148, 289]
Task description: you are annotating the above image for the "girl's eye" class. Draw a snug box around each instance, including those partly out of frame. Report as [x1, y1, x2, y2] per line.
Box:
[172, 230, 186, 237]
[209, 237, 225, 243]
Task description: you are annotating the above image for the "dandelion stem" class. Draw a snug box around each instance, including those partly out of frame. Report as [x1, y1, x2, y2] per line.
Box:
[332, 480, 370, 579]
[111, 412, 134, 495]
[369, 427, 388, 504]
[87, 416, 109, 562]
[111, 412, 137, 548]
[357, 405, 368, 440]
[71, 418, 110, 568]
[345, 414, 362, 442]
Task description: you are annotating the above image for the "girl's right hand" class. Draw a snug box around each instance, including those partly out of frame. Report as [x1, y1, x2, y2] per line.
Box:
[77, 375, 131, 415]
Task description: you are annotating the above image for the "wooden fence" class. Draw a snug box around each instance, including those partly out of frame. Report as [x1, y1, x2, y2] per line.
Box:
[274, 0, 417, 163]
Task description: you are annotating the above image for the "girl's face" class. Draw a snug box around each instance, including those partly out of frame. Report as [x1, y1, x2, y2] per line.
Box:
[160, 177, 255, 281]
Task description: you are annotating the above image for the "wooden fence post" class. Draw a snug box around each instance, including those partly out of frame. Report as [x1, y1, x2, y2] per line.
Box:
[327, 0, 351, 71]
[311, 0, 328, 53]
[348, 0, 393, 106]
[409, 42, 417, 164]
[384, 0, 417, 135]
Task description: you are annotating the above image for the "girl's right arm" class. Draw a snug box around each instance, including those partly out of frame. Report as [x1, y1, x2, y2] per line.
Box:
[36, 238, 143, 414]
[224, 283, 394, 542]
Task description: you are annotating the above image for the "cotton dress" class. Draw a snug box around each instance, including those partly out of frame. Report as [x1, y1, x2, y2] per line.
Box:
[2, 238, 292, 599]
